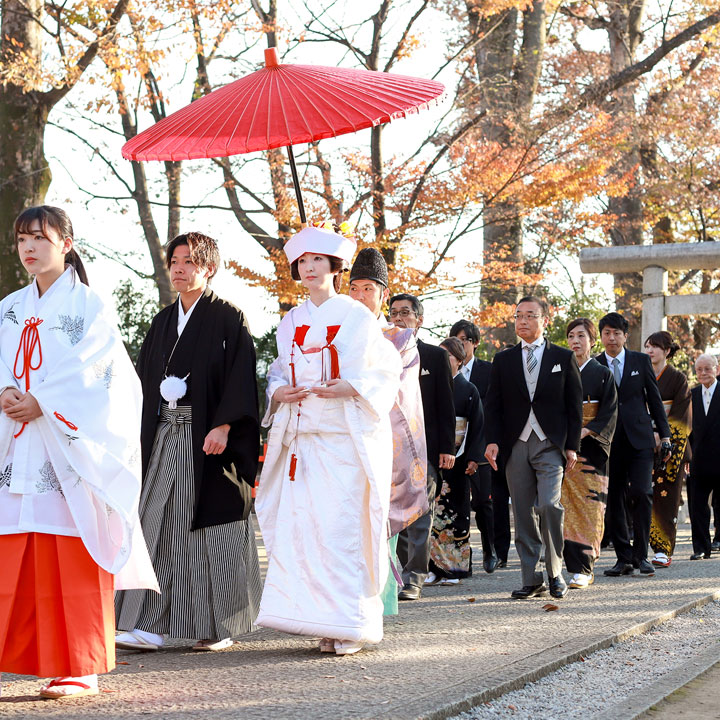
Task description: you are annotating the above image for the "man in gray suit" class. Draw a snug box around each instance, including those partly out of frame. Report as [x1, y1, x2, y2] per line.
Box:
[484, 297, 583, 599]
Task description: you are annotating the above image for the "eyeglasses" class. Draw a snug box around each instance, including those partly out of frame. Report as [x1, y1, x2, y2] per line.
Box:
[389, 309, 417, 318]
[514, 313, 542, 321]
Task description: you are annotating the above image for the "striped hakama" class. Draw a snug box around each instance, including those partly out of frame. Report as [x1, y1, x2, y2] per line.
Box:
[116, 405, 262, 641]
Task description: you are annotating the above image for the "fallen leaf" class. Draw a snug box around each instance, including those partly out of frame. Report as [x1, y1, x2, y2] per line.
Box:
[101, 689, 115, 693]
[542, 603, 560, 612]
[117, 661, 130, 665]
[362, 676, 372, 680]
[467, 597, 476, 603]
[322, 675, 336, 679]
[508, 704, 517, 710]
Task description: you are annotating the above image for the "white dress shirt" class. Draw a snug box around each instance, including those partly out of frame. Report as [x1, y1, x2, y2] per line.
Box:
[703, 380, 717, 414]
[460, 356, 474, 382]
[519, 338, 547, 442]
[605, 348, 626, 383]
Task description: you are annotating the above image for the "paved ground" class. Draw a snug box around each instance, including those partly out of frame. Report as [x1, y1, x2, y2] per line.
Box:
[2, 523, 719, 719]
[639, 661, 720, 719]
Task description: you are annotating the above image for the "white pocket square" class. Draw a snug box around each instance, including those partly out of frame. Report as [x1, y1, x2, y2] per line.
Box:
[631, 370, 639, 376]
[421, 368, 430, 376]
[551, 364, 561, 373]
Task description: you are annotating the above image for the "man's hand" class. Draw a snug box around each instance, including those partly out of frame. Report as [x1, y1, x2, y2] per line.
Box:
[439, 453, 455, 470]
[465, 460, 479, 476]
[273, 385, 311, 404]
[484, 443, 499, 471]
[565, 449, 577, 471]
[580, 427, 591, 439]
[0, 388, 23, 414]
[4, 392, 42, 423]
[311, 379, 359, 399]
[660, 438, 672, 462]
[654, 432, 661, 449]
[203, 424, 230, 455]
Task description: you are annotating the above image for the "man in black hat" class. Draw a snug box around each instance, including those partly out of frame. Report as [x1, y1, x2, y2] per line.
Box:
[348, 249, 429, 602]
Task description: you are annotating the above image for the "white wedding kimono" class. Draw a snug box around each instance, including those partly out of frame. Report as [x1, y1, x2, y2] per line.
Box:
[0, 268, 156, 589]
[255, 295, 401, 643]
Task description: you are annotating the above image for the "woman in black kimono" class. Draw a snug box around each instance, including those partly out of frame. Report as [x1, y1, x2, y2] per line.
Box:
[563, 318, 617, 589]
[115, 232, 262, 651]
[645, 331, 691, 568]
[426, 337, 483, 584]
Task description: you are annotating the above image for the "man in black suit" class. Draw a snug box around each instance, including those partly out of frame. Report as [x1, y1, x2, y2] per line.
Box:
[450, 319, 500, 572]
[596, 312, 671, 577]
[484, 296, 582, 600]
[390, 293, 456, 600]
[687, 354, 720, 560]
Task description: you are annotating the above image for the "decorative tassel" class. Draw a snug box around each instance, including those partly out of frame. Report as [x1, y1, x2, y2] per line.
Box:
[289, 453, 297, 481]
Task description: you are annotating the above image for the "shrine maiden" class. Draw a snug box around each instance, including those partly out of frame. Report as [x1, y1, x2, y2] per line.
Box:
[0, 206, 156, 699]
[255, 225, 401, 655]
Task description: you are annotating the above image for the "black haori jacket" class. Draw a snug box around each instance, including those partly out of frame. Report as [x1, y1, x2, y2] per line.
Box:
[136, 288, 259, 529]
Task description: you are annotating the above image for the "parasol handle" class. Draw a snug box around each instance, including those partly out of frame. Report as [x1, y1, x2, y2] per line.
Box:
[286, 145, 307, 225]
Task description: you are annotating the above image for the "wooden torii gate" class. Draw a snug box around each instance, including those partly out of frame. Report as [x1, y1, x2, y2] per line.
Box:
[579, 243, 720, 342]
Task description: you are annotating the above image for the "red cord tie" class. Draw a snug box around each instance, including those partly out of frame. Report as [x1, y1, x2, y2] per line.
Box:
[54, 412, 78, 431]
[288, 325, 310, 481]
[322, 325, 341, 380]
[12, 317, 43, 438]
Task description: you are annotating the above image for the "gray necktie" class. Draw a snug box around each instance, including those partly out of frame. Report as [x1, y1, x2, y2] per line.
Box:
[526, 345, 537, 374]
[612, 357, 621, 387]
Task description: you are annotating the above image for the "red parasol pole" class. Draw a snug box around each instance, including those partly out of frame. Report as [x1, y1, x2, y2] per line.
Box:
[286, 145, 306, 225]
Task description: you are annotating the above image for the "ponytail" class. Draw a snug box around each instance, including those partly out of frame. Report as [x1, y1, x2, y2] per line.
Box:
[65, 248, 89, 286]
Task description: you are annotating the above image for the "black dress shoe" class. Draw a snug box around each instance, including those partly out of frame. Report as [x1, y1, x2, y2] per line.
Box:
[398, 584, 421, 600]
[496, 559, 508, 568]
[690, 551, 711, 560]
[604, 561, 635, 576]
[511, 583, 547, 599]
[711, 541, 720, 552]
[483, 554, 499, 574]
[636, 559, 655, 575]
[549, 576, 568, 598]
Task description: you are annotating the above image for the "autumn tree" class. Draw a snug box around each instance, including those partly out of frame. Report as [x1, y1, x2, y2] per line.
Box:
[0, 0, 129, 294]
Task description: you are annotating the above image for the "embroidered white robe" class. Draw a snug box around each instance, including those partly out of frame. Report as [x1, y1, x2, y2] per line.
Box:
[0, 268, 157, 590]
[255, 295, 401, 643]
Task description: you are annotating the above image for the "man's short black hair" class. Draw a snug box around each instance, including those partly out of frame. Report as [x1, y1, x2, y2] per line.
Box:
[389, 293, 423, 317]
[449, 319, 480, 344]
[598, 312, 629, 334]
[516, 295, 549, 316]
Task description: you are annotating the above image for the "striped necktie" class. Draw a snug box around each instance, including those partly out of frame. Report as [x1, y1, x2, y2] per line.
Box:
[612, 358, 621, 387]
[526, 344, 537, 374]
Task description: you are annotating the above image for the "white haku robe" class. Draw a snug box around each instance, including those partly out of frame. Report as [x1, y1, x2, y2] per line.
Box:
[0, 268, 157, 590]
[255, 295, 401, 643]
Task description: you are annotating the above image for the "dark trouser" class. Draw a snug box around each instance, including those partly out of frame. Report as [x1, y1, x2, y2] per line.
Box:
[688, 472, 720, 555]
[470, 463, 496, 559]
[492, 462, 511, 563]
[608, 428, 654, 565]
[713, 491, 720, 542]
[397, 464, 438, 588]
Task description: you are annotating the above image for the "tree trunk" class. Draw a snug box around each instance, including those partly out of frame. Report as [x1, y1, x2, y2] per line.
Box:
[0, 0, 49, 294]
[606, 0, 647, 348]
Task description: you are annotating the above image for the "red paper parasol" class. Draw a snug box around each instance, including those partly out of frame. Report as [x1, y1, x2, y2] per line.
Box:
[122, 47, 444, 222]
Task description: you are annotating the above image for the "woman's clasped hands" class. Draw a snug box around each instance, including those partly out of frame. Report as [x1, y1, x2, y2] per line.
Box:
[0, 387, 42, 423]
[274, 379, 359, 403]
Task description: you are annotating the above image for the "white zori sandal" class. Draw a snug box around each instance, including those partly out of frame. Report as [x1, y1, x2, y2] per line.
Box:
[318, 638, 335, 653]
[115, 630, 161, 651]
[192, 638, 233, 651]
[39, 675, 99, 699]
[334, 640, 364, 655]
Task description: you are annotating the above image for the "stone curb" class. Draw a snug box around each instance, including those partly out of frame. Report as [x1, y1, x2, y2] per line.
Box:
[416, 589, 720, 720]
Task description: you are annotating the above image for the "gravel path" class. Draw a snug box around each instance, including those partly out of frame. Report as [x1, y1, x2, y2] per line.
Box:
[451, 599, 720, 719]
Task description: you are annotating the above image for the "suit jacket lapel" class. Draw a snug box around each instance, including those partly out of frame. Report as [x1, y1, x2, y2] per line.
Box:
[705, 386, 720, 422]
[510, 343, 531, 401]
[619, 351, 632, 387]
[537, 339, 553, 381]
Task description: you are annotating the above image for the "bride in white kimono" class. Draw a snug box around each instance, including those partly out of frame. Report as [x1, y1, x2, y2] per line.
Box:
[255, 225, 401, 655]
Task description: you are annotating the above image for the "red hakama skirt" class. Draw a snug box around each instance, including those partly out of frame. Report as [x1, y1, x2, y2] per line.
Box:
[0, 532, 115, 677]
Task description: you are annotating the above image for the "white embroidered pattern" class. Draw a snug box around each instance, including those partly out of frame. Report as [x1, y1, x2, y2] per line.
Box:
[36, 460, 64, 496]
[50, 314, 84, 345]
[0, 463, 11, 489]
[2, 302, 19, 325]
[93, 360, 115, 388]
